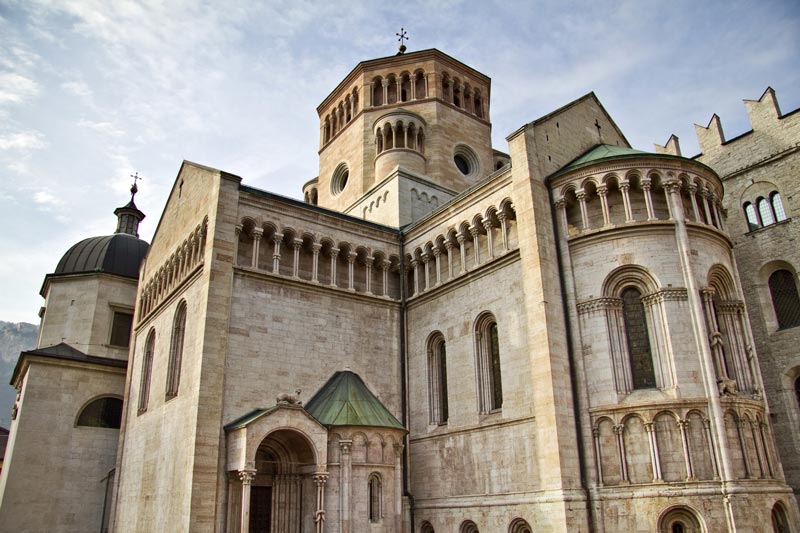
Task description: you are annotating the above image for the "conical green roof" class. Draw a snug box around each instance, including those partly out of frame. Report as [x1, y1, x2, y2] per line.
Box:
[304, 371, 405, 430]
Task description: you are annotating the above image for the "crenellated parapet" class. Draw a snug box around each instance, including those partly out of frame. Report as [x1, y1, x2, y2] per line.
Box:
[656, 87, 799, 179]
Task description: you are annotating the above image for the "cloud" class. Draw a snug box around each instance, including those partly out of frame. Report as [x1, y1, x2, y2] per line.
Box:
[0, 130, 47, 151]
[61, 80, 93, 99]
[78, 119, 125, 137]
[0, 72, 40, 105]
[33, 190, 63, 208]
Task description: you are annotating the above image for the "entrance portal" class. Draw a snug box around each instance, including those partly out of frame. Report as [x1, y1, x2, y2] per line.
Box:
[252, 429, 317, 533]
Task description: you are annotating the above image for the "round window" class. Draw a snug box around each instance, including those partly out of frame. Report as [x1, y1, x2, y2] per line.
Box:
[331, 163, 349, 196]
[454, 154, 470, 175]
[453, 145, 480, 179]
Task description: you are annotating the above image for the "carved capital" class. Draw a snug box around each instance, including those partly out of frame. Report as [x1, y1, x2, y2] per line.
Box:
[339, 439, 353, 455]
[613, 424, 624, 436]
[346, 251, 358, 263]
[311, 242, 322, 254]
[292, 238, 303, 250]
[677, 419, 689, 430]
[597, 185, 608, 197]
[553, 198, 566, 210]
[577, 297, 622, 314]
[313, 472, 329, 486]
[238, 469, 257, 485]
[271, 233, 283, 245]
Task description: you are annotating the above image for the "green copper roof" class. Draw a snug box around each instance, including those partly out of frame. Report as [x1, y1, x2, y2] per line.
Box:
[304, 371, 405, 430]
[561, 144, 648, 172]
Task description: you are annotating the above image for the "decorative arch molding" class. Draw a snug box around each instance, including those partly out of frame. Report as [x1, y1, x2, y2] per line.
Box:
[508, 517, 532, 533]
[474, 311, 502, 413]
[426, 331, 448, 425]
[599, 265, 674, 393]
[459, 520, 479, 533]
[657, 505, 705, 533]
[701, 264, 756, 395]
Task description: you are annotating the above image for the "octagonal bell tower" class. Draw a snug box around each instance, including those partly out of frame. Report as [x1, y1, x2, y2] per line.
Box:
[310, 48, 494, 227]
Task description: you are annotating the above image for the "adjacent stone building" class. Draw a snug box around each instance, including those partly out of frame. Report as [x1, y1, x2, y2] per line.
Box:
[1, 47, 798, 532]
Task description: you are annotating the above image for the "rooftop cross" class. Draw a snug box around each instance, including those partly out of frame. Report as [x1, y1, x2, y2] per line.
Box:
[396, 27, 408, 54]
[130, 171, 141, 198]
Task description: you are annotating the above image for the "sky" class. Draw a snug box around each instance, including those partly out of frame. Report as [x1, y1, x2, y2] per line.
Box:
[0, 0, 799, 325]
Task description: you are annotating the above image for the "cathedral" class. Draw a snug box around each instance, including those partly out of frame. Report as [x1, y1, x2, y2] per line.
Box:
[1, 47, 799, 533]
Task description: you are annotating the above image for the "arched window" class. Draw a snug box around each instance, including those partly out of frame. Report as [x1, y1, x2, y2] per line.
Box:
[475, 313, 502, 412]
[743, 202, 759, 231]
[368, 473, 382, 522]
[460, 520, 479, 533]
[509, 518, 532, 533]
[768, 269, 800, 329]
[621, 287, 656, 389]
[428, 333, 449, 424]
[420, 521, 435, 533]
[77, 397, 123, 428]
[138, 329, 155, 413]
[772, 192, 787, 222]
[771, 502, 791, 533]
[759, 197, 776, 226]
[166, 301, 187, 398]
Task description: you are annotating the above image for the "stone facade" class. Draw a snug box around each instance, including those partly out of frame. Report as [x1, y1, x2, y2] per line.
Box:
[659, 87, 800, 499]
[2, 48, 799, 533]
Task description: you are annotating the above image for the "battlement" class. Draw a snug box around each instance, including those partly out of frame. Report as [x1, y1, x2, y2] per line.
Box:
[655, 87, 800, 178]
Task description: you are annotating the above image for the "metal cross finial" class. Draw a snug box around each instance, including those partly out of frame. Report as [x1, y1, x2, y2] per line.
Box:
[396, 28, 408, 44]
[396, 28, 408, 54]
[130, 171, 141, 197]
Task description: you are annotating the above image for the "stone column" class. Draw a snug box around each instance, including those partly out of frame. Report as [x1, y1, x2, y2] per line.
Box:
[380, 259, 391, 298]
[497, 212, 510, 250]
[382, 80, 389, 107]
[576, 190, 589, 230]
[593, 427, 604, 486]
[620, 181, 633, 222]
[457, 232, 467, 273]
[329, 248, 339, 287]
[687, 184, 701, 222]
[482, 218, 495, 259]
[614, 424, 629, 483]
[292, 238, 303, 278]
[597, 186, 611, 226]
[346, 251, 357, 291]
[311, 243, 321, 283]
[445, 240, 455, 278]
[703, 417, 720, 479]
[758, 422, 775, 477]
[750, 421, 766, 478]
[644, 422, 662, 481]
[469, 225, 481, 266]
[340, 440, 353, 533]
[642, 178, 655, 220]
[421, 253, 431, 291]
[251, 228, 263, 269]
[410, 259, 420, 295]
[677, 418, 694, 480]
[239, 469, 256, 533]
[313, 472, 329, 533]
[700, 189, 713, 225]
[368, 81, 374, 107]
[737, 420, 753, 478]
[272, 233, 283, 273]
[364, 255, 374, 295]
[433, 247, 442, 285]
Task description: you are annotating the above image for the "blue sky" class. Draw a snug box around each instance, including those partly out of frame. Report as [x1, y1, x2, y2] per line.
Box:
[1, 0, 798, 324]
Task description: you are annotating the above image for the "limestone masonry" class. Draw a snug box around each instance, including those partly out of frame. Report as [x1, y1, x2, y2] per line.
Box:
[0, 48, 798, 533]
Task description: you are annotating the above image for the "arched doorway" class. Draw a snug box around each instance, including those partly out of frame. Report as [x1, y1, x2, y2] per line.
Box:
[250, 429, 318, 533]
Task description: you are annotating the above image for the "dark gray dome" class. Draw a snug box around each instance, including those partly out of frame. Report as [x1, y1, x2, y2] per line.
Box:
[54, 233, 149, 279]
